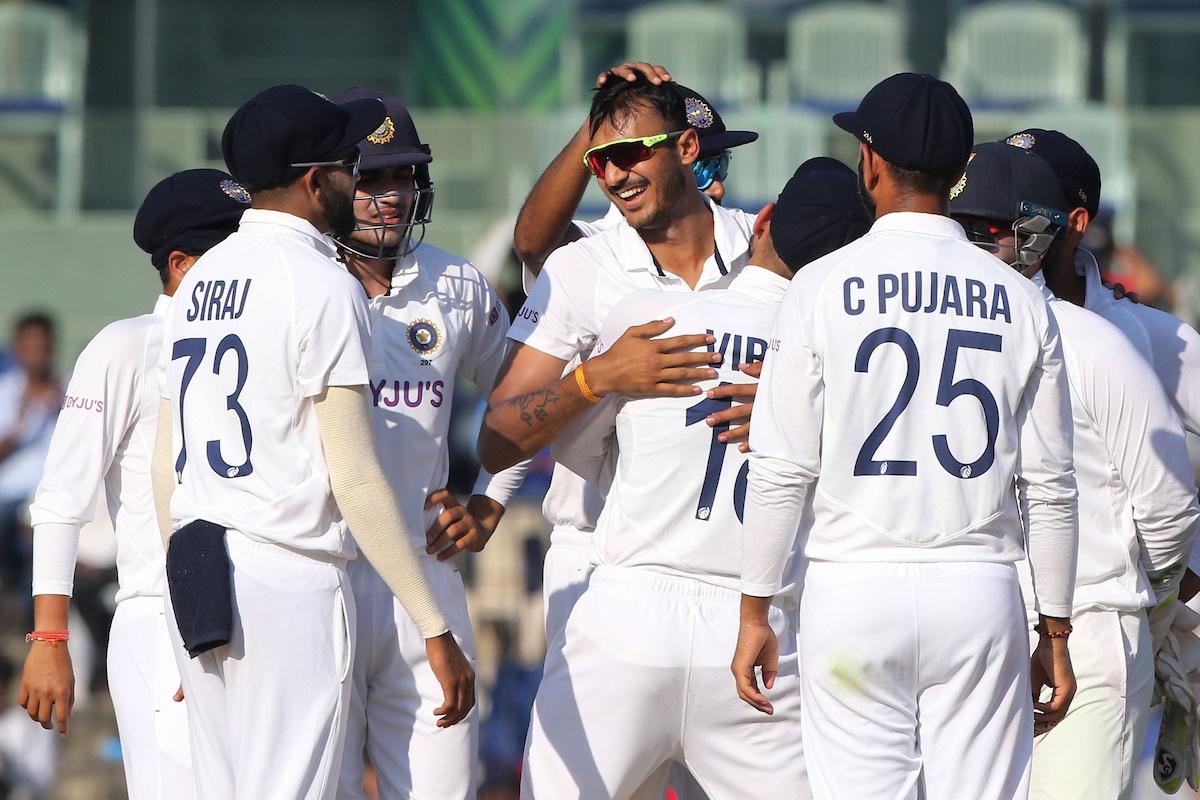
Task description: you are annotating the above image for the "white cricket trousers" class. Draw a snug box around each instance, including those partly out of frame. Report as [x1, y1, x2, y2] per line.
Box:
[337, 554, 478, 800]
[522, 565, 809, 800]
[1029, 608, 1153, 800]
[542, 524, 594, 645]
[108, 595, 192, 800]
[163, 531, 354, 800]
[800, 561, 1031, 800]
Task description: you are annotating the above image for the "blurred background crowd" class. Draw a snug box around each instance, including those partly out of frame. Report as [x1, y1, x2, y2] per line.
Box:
[1, 0, 1200, 796]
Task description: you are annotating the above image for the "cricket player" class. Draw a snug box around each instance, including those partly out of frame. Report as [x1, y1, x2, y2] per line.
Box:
[733, 73, 1080, 799]
[951, 142, 1200, 798]
[510, 64, 760, 652]
[1001, 128, 1200, 437]
[17, 169, 247, 798]
[479, 70, 754, 536]
[326, 88, 525, 800]
[521, 157, 868, 799]
[152, 85, 472, 800]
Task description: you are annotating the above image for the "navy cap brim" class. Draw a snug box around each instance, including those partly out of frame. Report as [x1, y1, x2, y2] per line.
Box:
[359, 149, 433, 171]
[698, 130, 758, 157]
[334, 97, 388, 154]
[832, 111, 862, 138]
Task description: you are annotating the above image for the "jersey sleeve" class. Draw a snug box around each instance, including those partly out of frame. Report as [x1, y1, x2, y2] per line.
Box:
[296, 270, 372, 397]
[508, 247, 596, 362]
[460, 268, 513, 395]
[29, 324, 144, 596]
[741, 283, 824, 598]
[1078, 322, 1200, 574]
[1147, 309, 1200, 436]
[1015, 306, 1079, 619]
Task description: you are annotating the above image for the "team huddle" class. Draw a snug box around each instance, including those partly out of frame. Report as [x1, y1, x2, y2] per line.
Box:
[11, 59, 1200, 800]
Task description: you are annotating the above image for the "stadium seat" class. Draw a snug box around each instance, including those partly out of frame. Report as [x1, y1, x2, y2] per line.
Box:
[719, 107, 828, 206]
[626, 2, 758, 105]
[1105, 4, 1200, 106]
[776, 2, 908, 109]
[943, 1, 1087, 107]
[0, 2, 87, 212]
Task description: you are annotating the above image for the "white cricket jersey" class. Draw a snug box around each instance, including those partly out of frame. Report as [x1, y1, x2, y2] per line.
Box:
[1031, 278, 1199, 614]
[510, 194, 755, 534]
[1074, 250, 1200, 435]
[557, 267, 787, 593]
[743, 213, 1079, 616]
[363, 242, 523, 548]
[30, 295, 171, 603]
[159, 209, 371, 559]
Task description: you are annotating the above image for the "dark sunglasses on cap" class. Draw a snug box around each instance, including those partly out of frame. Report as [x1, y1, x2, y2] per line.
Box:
[693, 151, 730, 191]
[291, 145, 363, 177]
[583, 131, 686, 178]
[960, 217, 1010, 245]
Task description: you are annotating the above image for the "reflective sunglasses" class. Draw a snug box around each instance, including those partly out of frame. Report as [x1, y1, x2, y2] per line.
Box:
[291, 145, 363, 177]
[583, 131, 686, 178]
[693, 151, 730, 191]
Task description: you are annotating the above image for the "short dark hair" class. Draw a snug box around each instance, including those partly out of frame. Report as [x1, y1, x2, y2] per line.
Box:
[885, 161, 964, 200]
[15, 311, 55, 337]
[588, 73, 688, 138]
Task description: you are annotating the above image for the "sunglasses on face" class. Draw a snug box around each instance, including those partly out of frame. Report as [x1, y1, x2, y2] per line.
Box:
[291, 145, 363, 177]
[960, 218, 1010, 245]
[693, 151, 730, 191]
[582, 131, 687, 178]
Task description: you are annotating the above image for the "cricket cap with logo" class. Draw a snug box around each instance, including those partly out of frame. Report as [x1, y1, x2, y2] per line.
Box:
[1002, 128, 1101, 219]
[833, 72, 974, 174]
[221, 84, 386, 191]
[133, 168, 250, 268]
[673, 83, 758, 158]
[328, 88, 433, 171]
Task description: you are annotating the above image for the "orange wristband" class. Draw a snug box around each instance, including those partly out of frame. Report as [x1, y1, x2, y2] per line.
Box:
[26, 630, 69, 644]
[575, 363, 601, 404]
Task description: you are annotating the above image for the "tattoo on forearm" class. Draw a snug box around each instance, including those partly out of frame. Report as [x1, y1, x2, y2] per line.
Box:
[517, 389, 560, 427]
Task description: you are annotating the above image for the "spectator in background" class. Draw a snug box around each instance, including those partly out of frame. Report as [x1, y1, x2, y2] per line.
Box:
[0, 313, 60, 603]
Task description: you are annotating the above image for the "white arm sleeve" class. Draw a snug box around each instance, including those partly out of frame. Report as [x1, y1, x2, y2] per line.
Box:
[741, 295, 822, 598]
[30, 325, 143, 596]
[316, 385, 449, 639]
[1082, 326, 1200, 577]
[1016, 311, 1079, 619]
[462, 268, 529, 507]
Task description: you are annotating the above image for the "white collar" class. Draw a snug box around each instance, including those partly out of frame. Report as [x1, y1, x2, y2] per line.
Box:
[1073, 248, 1111, 313]
[152, 294, 172, 318]
[239, 208, 340, 258]
[610, 193, 750, 284]
[869, 211, 969, 241]
[734, 265, 790, 299]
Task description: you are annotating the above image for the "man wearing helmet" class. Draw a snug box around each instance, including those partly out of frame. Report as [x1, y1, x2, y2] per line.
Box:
[328, 88, 526, 800]
[950, 141, 1200, 800]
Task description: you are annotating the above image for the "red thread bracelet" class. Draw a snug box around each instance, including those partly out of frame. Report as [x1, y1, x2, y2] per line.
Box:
[25, 630, 69, 644]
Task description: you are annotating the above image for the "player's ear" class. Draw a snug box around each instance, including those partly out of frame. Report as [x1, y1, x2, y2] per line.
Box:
[677, 128, 700, 167]
[860, 143, 882, 190]
[753, 202, 776, 240]
[1066, 207, 1089, 241]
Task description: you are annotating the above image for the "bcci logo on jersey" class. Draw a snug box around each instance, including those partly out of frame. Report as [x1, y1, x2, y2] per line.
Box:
[407, 319, 442, 355]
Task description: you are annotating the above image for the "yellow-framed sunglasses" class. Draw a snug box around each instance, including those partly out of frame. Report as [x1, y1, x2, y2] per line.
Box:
[583, 130, 687, 177]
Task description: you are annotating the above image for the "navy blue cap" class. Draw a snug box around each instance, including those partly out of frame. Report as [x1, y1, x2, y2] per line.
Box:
[1003, 129, 1100, 219]
[949, 141, 1068, 223]
[771, 157, 872, 272]
[328, 88, 432, 172]
[221, 84, 386, 191]
[134, 169, 250, 268]
[834, 73, 974, 175]
[674, 83, 758, 158]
